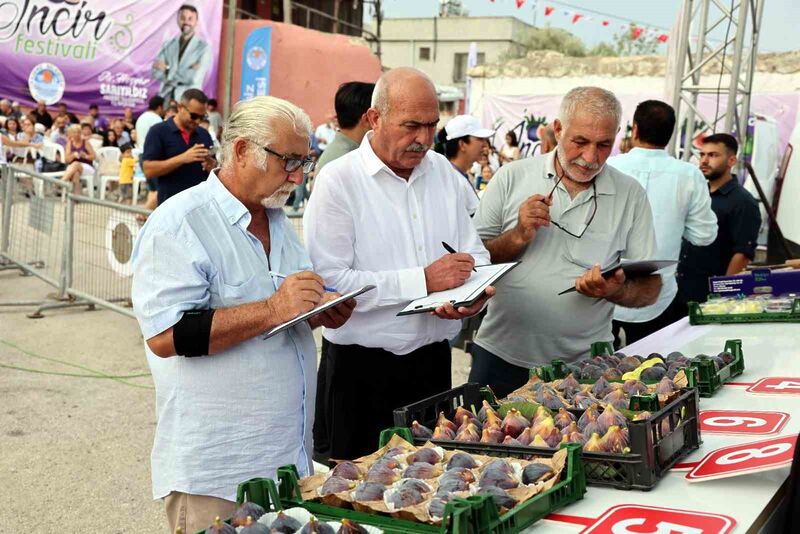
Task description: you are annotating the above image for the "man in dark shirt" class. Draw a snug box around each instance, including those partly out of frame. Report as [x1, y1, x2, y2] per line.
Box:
[142, 88, 215, 205]
[677, 133, 761, 306]
[30, 100, 53, 130]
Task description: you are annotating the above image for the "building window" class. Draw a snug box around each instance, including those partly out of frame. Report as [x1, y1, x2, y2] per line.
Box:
[453, 52, 485, 83]
[419, 47, 431, 60]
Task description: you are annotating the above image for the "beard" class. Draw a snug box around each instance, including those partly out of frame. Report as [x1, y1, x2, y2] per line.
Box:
[260, 182, 297, 209]
[556, 146, 603, 183]
[701, 165, 727, 181]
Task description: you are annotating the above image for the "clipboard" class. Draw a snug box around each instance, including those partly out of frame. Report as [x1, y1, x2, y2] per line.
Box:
[262, 285, 375, 339]
[558, 259, 677, 295]
[397, 262, 519, 316]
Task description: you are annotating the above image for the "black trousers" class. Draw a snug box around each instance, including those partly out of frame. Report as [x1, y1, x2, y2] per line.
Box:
[612, 297, 688, 349]
[467, 343, 530, 399]
[315, 339, 451, 462]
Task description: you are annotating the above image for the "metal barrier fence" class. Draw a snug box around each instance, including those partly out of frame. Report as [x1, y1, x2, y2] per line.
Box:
[0, 164, 307, 319]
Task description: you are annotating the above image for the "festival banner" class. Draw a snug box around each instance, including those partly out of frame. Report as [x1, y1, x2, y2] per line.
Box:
[0, 0, 223, 114]
[240, 26, 272, 102]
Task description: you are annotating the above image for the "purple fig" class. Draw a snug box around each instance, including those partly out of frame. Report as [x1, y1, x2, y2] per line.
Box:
[455, 406, 478, 426]
[240, 516, 270, 534]
[522, 463, 554, 484]
[299, 517, 335, 534]
[270, 511, 302, 533]
[718, 351, 735, 365]
[640, 366, 666, 381]
[590, 376, 613, 398]
[573, 391, 598, 410]
[353, 481, 386, 501]
[338, 518, 369, 534]
[655, 376, 678, 395]
[553, 408, 576, 430]
[556, 373, 581, 395]
[532, 415, 556, 438]
[366, 464, 399, 485]
[581, 364, 604, 381]
[206, 516, 236, 534]
[501, 409, 530, 438]
[530, 434, 550, 448]
[373, 457, 401, 470]
[411, 420, 433, 439]
[479, 467, 519, 490]
[478, 485, 518, 510]
[383, 446, 411, 458]
[566, 431, 587, 445]
[602, 388, 630, 410]
[320, 476, 356, 496]
[618, 356, 641, 373]
[438, 475, 471, 493]
[232, 502, 266, 527]
[477, 400, 500, 424]
[583, 433, 603, 452]
[622, 379, 648, 396]
[577, 405, 600, 431]
[331, 461, 363, 481]
[503, 435, 523, 446]
[388, 487, 425, 508]
[599, 425, 630, 453]
[531, 405, 552, 426]
[436, 412, 457, 433]
[517, 427, 534, 446]
[597, 405, 627, 434]
[561, 421, 580, 436]
[407, 448, 442, 465]
[428, 494, 452, 518]
[541, 426, 563, 447]
[403, 462, 439, 479]
[397, 478, 432, 493]
[455, 423, 481, 443]
[446, 452, 478, 470]
[480, 426, 503, 444]
[602, 368, 623, 381]
[484, 459, 514, 475]
[432, 425, 456, 441]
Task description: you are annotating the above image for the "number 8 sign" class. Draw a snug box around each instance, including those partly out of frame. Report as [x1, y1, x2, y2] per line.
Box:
[685, 434, 797, 482]
[581, 504, 736, 534]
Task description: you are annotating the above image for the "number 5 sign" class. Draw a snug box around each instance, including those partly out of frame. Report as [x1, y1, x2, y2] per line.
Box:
[685, 434, 797, 482]
[700, 410, 789, 435]
[746, 377, 800, 395]
[581, 504, 736, 534]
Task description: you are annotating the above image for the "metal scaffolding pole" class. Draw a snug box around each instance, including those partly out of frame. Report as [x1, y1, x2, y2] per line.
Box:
[667, 0, 764, 164]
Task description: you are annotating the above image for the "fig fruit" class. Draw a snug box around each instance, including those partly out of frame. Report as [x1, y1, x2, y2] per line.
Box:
[599, 425, 630, 453]
[531, 415, 556, 437]
[441, 466, 476, 484]
[454, 423, 481, 442]
[373, 457, 401, 470]
[501, 409, 530, 438]
[436, 412, 458, 433]
[331, 461, 362, 481]
[455, 406, 478, 426]
[428, 494, 453, 518]
[447, 451, 478, 470]
[397, 478, 432, 493]
[321, 476, 355, 496]
[270, 511, 303, 533]
[480, 426, 503, 444]
[640, 366, 666, 381]
[602, 388, 630, 410]
[478, 485, 518, 510]
[407, 447, 442, 465]
[530, 434, 550, 448]
[503, 435, 523, 446]
[602, 368, 623, 381]
[337, 518, 369, 534]
[590, 376, 613, 398]
[240, 515, 270, 534]
[300, 517, 335, 534]
[577, 406, 600, 431]
[433, 425, 456, 441]
[572, 391, 598, 410]
[437, 474, 471, 493]
[531, 405, 552, 427]
[581, 364, 604, 381]
[483, 458, 514, 474]
[666, 351, 684, 362]
[622, 379, 648, 396]
[478, 467, 519, 490]
[383, 446, 411, 458]
[206, 517, 236, 534]
[232, 502, 266, 527]
[583, 433, 603, 452]
[566, 430, 587, 445]
[597, 404, 627, 434]
[403, 462, 439, 479]
[556, 373, 581, 396]
[655, 376, 678, 395]
[522, 463, 554, 484]
[516, 427, 534, 446]
[366, 464, 399, 485]
[553, 408, 576, 430]
[618, 356, 641, 373]
[388, 487, 425, 508]
[353, 481, 387, 501]
[411, 420, 433, 439]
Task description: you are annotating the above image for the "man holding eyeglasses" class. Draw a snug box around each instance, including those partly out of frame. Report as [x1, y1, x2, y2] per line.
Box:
[469, 86, 662, 398]
[131, 96, 355, 534]
[143, 88, 216, 206]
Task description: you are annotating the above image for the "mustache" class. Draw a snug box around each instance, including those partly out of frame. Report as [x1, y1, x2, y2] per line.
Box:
[405, 143, 429, 153]
[569, 157, 601, 170]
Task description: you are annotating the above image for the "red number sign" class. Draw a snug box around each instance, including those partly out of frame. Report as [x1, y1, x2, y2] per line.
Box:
[685, 434, 797, 482]
[746, 377, 800, 396]
[581, 504, 736, 534]
[699, 410, 789, 435]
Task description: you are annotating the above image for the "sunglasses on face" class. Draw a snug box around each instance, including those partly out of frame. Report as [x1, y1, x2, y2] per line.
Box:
[262, 146, 315, 173]
[188, 111, 208, 121]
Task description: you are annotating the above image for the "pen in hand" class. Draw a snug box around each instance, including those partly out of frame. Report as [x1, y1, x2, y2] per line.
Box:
[269, 271, 337, 293]
[441, 241, 477, 272]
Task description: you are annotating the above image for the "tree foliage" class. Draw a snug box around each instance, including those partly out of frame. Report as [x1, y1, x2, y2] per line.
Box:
[503, 26, 588, 59]
[612, 24, 660, 56]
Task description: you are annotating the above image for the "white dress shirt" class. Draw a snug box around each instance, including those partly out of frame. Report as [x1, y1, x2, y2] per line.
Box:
[132, 172, 316, 501]
[304, 132, 490, 355]
[608, 147, 717, 322]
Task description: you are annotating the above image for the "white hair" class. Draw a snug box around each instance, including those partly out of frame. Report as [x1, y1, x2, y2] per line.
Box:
[370, 76, 390, 116]
[558, 86, 622, 130]
[219, 96, 313, 170]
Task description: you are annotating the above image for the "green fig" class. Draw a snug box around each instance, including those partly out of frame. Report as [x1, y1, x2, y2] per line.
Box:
[530, 434, 549, 448]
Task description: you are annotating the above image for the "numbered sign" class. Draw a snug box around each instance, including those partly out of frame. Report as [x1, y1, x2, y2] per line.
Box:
[747, 377, 800, 396]
[581, 504, 736, 534]
[685, 434, 797, 482]
[699, 410, 790, 435]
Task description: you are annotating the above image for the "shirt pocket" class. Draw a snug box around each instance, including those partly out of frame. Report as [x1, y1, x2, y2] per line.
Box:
[211, 274, 267, 307]
[563, 227, 623, 271]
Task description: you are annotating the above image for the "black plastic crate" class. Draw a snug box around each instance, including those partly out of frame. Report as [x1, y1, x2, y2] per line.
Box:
[394, 384, 701, 491]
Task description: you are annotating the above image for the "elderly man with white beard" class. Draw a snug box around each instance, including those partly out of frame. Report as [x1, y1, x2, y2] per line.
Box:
[131, 96, 356, 534]
[469, 86, 662, 398]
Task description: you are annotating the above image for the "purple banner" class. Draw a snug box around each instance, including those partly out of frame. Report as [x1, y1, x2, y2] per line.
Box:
[0, 0, 223, 114]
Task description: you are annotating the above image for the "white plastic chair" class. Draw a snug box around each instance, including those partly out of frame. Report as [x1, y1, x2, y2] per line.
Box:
[87, 137, 102, 153]
[36, 141, 66, 196]
[96, 146, 121, 200]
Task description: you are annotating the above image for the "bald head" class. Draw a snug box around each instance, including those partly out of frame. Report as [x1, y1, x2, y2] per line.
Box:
[371, 67, 437, 117]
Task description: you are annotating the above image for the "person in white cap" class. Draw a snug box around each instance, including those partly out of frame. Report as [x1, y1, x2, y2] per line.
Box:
[434, 114, 494, 215]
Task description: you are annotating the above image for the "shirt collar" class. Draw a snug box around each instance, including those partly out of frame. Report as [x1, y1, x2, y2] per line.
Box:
[715, 177, 738, 195]
[335, 131, 359, 151]
[206, 171, 249, 226]
[166, 117, 180, 133]
[360, 131, 433, 180]
[627, 146, 670, 158]
[544, 148, 616, 195]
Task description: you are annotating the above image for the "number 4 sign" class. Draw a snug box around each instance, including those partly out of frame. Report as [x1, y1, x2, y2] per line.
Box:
[747, 377, 800, 395]
[685, 434, 797, 482]
[581, 504, 736, 534]
[700, 410, 789, 435]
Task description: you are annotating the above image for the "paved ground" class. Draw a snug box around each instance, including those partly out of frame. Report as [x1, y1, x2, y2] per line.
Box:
[0, 268, 472, 533]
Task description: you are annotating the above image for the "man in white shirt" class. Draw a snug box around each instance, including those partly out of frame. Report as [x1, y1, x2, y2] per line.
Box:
[471, 87, 661, 397]
[131, 96, 355, 533]
[314, 118, 336, 153]
[608, 100, 717, 346]
[304, 67, 492, 461]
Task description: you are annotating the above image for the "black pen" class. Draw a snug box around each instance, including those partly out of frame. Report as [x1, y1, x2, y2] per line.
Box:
[442, 241, 477, 272]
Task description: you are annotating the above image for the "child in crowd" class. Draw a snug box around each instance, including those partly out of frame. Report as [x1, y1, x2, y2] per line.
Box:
[118, 143, 135, 204]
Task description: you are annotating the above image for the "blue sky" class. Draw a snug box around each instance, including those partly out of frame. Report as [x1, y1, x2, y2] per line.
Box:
[368, 0, 799, 53]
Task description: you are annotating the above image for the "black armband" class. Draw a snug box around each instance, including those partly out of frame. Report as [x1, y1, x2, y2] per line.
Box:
[174, 309, 216, 357]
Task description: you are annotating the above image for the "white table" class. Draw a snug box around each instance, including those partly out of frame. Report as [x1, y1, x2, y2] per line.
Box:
[523, 319, 800, 533]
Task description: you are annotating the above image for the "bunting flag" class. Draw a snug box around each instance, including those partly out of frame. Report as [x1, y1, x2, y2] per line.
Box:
[632, 27, 644, 39]
[516, 0, 525, 8]
[545, 6, 555, 16]
[572, 14, 583, 24]
[602, 20, 609, 26]
[657, 34, 670, 43]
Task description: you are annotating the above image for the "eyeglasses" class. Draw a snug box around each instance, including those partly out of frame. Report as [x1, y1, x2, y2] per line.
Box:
[188, 111, 208, 121]
[263, 146, 316, 173]
[547, 172, 598, 239]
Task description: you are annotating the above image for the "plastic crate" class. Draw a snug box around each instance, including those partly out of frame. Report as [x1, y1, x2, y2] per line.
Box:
[394, 384, 701, 491]
[689, 299, 800, 324]
[197, 440, 585, 534]
[536, 339, 743, 398]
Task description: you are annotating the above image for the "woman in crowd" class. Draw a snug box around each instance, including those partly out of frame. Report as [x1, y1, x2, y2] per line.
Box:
[499, 130, 520, 163]
[62, 125, 96, 194]
[14, 117, 43, 162]
[103, 128, 118, 147]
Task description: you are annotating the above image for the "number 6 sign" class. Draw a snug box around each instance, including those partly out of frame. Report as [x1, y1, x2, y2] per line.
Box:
[699, 410, 789, 435]
[685, 434, 797, 482]
[581, 504, 736, 534]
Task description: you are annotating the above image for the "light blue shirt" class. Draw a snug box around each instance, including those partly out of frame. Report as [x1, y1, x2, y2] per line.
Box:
[608, 147, 717, 322]
[131, 171, 316, 501]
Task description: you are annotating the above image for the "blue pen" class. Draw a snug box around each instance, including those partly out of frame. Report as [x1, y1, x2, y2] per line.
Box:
[269, 271, 337, 293]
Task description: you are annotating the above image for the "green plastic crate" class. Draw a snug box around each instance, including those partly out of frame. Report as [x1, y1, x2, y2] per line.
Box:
[689, 299, 800, 325]
[199, 437, 585, 534]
